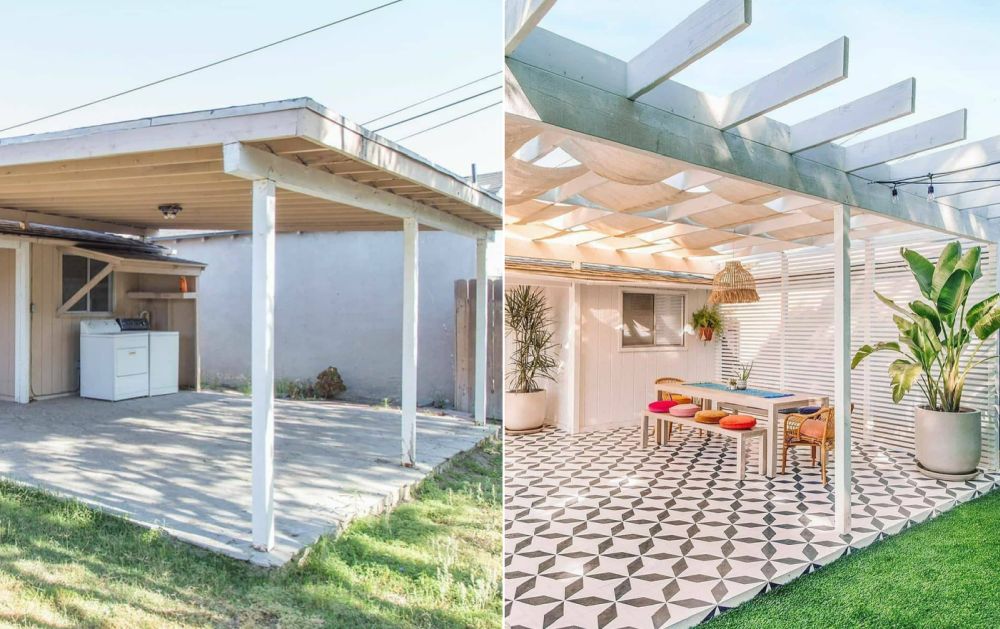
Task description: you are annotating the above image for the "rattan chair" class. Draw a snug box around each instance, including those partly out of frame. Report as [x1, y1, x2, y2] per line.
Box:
[780, 404, 853, 484]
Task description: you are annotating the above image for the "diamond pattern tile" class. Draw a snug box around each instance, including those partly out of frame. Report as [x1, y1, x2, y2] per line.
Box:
[505, 426, 999, 629]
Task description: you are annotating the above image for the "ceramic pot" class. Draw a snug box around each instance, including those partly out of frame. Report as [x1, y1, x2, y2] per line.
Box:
[914, 406, 981, 479]
[505, 390, 546, 433]
[735, 379, 748, 390]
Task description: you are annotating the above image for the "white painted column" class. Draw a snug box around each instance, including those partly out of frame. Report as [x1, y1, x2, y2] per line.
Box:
[474, 237, 489, 425]
[564, 282, 583, 434]
[13, 241, 30, 404]
[251, 178, 277, 551]
[833, 204, 853, 534]
[401, 217, 419, 466]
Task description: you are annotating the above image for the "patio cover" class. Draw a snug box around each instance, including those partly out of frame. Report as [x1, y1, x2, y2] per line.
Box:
[0, 97, 502, 558]
[505, 0, 1000, 535]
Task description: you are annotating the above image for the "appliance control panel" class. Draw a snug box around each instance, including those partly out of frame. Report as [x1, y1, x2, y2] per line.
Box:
[117, 318, 150, 331]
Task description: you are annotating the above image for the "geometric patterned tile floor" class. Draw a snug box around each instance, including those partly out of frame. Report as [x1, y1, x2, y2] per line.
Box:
[505, 426, 999, 629]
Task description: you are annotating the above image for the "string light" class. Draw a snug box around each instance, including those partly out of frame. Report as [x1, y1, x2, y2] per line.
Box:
[891, 185, 899, 204]
[926, 175, 935, 202]
[871, 159, 1000, 205]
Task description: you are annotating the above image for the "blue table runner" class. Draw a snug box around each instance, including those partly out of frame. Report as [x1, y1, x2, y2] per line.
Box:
[685, 382, 793, 399]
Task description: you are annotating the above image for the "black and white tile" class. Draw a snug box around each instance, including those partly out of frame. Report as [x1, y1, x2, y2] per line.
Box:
[505, 426, 998, 629]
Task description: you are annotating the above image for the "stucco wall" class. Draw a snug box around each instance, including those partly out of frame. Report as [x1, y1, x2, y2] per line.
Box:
[167, 231, 476, 405]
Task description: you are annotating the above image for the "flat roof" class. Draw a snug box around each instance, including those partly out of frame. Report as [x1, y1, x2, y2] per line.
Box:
[0, 98, 502, 236]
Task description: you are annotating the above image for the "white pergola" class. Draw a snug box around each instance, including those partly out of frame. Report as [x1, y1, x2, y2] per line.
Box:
[0, 98, 502, 553]
[505, 0, 1000, 534]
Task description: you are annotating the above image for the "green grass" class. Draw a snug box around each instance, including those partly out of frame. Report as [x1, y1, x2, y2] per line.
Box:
[0, 438, 501, 628]
[705, 488, 1000, 629]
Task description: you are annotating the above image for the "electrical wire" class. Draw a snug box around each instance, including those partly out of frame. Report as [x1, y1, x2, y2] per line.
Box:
[0, 0, 405, 135]
[397, 100, 501, 141]
[875, 159, 1000, 185]
[371, 85, 501, 132]
[363, 70, 501, 126]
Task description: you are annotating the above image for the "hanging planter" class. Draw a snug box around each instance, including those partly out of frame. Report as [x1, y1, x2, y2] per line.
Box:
[708, 260, 759, 304]
[691, 304, 723, 342]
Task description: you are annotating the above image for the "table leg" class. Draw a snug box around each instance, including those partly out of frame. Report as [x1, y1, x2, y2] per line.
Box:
[767, 407, 778, 478]
[736, 434, 745, 481]
[642, 414, 649, 448]
[758, 432, 767, 475]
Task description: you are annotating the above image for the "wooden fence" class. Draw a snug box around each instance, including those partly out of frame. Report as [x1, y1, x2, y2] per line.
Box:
[454, 278, 503, 419]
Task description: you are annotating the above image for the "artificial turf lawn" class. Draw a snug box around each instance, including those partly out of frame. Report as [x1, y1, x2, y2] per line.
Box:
[0, 437, 501, 628]
[705, 487, 1000, 629]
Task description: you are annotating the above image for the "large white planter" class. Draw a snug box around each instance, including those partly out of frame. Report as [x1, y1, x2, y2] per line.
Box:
[505, 390, 546, 434]
[914, 406, 981, 480]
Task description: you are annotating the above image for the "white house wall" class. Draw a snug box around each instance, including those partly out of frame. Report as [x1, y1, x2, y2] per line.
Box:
[168, 231, 476, 405]
[579, 284, 717, 432]
[0, 249, 14, 400]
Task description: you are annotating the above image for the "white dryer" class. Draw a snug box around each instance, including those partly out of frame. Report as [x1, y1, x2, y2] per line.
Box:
[80, 318, 150, 401]
[148, 331, 179, 396]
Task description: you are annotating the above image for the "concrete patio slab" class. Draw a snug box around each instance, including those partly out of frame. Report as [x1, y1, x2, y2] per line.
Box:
[0, 391, 496, 566]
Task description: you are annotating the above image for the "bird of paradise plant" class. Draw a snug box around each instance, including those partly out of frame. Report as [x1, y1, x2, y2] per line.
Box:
[852, 242, 1000, 412]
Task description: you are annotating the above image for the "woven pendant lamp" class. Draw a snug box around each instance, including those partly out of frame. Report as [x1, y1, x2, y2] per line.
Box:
[708, 260, 759, 304]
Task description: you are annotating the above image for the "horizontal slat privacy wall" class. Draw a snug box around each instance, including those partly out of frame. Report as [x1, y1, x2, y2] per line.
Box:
[719, 236, 999, 470]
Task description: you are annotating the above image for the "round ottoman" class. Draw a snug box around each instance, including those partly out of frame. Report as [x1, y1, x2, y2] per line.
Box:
[668, 403, 700, 418]
[694, 409, 729, 424]
[647, 400, 678, 413]
[669, 395, 694, 405]
[720, 415, 757, 430]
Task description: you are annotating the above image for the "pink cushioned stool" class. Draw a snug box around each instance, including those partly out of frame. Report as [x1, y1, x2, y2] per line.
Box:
[668, 403, 700, 418]
[647, 400, 678, 413]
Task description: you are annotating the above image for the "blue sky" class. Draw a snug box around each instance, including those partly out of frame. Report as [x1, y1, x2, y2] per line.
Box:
[0, 0, 502, 175]
[539, 0, 1000, 146]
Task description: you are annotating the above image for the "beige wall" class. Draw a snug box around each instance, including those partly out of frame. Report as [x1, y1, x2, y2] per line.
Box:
[0, 249, 14, 400]
[29, 243, 199, 398]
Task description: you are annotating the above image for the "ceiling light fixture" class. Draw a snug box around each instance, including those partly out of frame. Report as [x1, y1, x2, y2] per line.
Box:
[158, 203, 183, 220]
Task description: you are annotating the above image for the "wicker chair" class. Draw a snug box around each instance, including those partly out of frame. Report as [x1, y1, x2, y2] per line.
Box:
[780, 405, 852, 484]
[654, 377, 700, 441]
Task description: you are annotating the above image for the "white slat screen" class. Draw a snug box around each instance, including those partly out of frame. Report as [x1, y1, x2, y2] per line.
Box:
[718, 236, 999, 470]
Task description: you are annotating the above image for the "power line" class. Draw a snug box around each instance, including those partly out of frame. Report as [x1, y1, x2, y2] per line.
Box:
[372, 85, 501, 132]
[397, 100, 501, 141]
[363, 70, 501, 126]
[0, 0, 405, 135]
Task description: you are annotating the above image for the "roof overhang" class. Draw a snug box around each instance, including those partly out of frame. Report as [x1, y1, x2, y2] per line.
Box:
[0, 98, 502, 239]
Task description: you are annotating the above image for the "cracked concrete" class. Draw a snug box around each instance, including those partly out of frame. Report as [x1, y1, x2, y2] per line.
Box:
[0, 391, 496, 566]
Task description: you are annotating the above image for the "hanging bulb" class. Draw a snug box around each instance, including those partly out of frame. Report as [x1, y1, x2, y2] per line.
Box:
[926, 176, 935, 202]
[891, 186, 899, 204]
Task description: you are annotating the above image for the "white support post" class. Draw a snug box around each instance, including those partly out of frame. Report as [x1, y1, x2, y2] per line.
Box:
[13, 241, 30, 404]
[833, 204, 853, 535]
[401, 218, 419, 466]
[565, 282, 582, 434]
[474, 238, 489, 425]
[251, 178, 277, 552]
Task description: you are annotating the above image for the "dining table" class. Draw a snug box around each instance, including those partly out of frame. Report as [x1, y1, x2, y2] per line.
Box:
[654, 381, 829, 478]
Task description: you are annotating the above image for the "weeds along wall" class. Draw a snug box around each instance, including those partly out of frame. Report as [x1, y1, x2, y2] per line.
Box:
[718, 235, 999, 470]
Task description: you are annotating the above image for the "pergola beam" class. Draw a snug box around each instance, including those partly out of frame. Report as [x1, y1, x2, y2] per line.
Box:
[506, 59, 998, 242]
[719, 37, 849, 130]
[505, 0, 558, 55]
[223, 142, 491, 239]
[860, 133, 1000, 182]
[842, 109, 967, 172]
[944, 185, 1000, 210]
[626, 0, 751, 99]
[789, 78, 916, 153]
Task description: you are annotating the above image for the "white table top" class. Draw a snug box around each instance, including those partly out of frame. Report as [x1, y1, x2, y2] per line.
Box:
[654, 382, 826, 409]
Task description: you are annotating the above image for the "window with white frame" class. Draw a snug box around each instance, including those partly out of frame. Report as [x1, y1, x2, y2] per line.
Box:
[62, 254, 113, 313]
[621, 290, 685, 348]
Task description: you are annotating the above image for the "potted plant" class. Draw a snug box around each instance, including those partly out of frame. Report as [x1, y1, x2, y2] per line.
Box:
[852, 242, 1000, 480]
[735, 361, 753, 390]
[504, 285, 559, 433]
[691, 304, 724, 341]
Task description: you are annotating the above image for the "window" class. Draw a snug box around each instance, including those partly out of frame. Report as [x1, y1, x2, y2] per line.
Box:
[621, 290, 685, 348]
[62, 255, 113, 313]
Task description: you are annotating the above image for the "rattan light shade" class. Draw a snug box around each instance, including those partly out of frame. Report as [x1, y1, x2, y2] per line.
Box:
[708, 260, 759, 304]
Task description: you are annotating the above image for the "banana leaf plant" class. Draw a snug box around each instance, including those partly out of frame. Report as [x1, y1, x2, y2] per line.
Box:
[852, 242, 1000, 412]
[505, 285, 559, 394]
